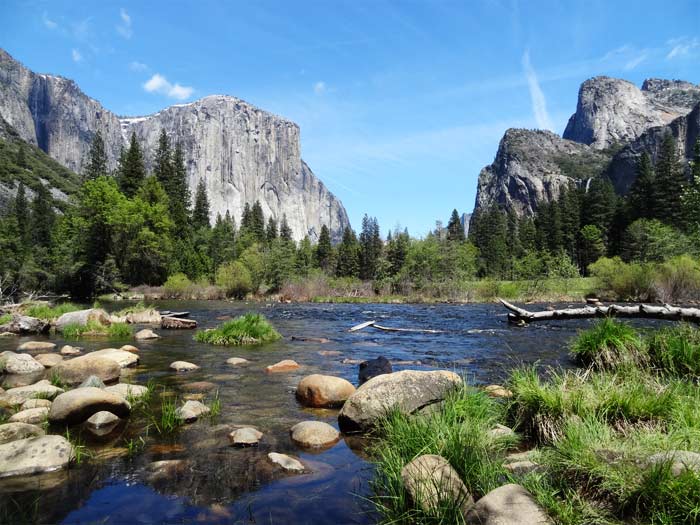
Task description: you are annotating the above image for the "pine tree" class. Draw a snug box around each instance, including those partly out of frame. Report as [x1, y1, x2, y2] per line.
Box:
[83, 131, 108, 181]
[153, 129, 173, 188]
[387, 228, 409, 276]
[209, 212, 236, 268]
[692, 137, 700, 181]
[559, 187, 581, 264]
[336, 227, 359, 277]
[30, 183, 54, 248]
[280, 214, 293, 242]
[169, 143, 191, 231]
[118, 133, 146, 197]
[654, 133, 687, 225]
[13, 182, 30, 246]
[265, 217, 278, 244]
[315, 224, 333, 271]
[192, 179, 211, 229]
[16, 143, 27, 169]
[250, 201, 265, 242]
[628, 152, 656, 221]
[295, 236, 314, 276]
[446, 209, 465, 242]
[584, 177, 617, 236]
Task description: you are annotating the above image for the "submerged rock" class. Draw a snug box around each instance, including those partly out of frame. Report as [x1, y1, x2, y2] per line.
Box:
[17, 341, 56, 352]
[0, 352, 45, 374]
[135, 328, 160, 340]
[401, 455, 473, 516]
[49, 387, 131, 425]
[0, 422, 45, 444]
[465, 483, 553, 525]
[0, 435, 74, 478]
[295, 374, 355, 408]
[176, 400, 210, 422]
[265, 359, 300, 373]
[182, 381, 216, 392]
[229, 427, 263, 447]
[358, 356, 392, 385]
[60, 345, 82, 355]
[170, 361, 199, 372]
[338, 370, 462, 433]
[120, 344, 139, 353]
[52, 354, 121, 385]
[290, 421, 340, 448]
[268, 452, 305, 473]
[226, 357, 249, 366]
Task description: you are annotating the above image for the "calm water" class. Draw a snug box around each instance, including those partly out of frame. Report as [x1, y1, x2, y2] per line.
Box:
[0, 301, 598, 524]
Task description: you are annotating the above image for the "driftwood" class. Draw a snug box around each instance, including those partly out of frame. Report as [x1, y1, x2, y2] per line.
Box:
[500, 299, 700, 324]
[161, 316, 198, 329]
[348, 320, 444, 334]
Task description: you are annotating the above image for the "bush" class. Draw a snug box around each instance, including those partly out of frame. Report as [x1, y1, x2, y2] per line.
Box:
[570, 318, 645, 370]
[654, 255, 700, 303]
[194, 313, 281, 346]
[215, 261, 252, 299]
[589, 257, 655, 301]
[163, 273, 193, 294]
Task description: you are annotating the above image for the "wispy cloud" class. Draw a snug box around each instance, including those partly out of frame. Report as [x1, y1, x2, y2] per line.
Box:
[129, 61, 149, 72]
[666, 37, 700, 60]
[521, 50, 553, 131]
[42, 11, 57, 30]
[313, 81, 327, 95]
[71, 49, 83, 63]
[116, 8, 132, 39]
[143, 73, 194, 100]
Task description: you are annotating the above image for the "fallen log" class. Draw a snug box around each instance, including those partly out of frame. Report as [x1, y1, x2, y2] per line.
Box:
[161, 316, 198, 329]
[349, 320, 376, 332]
[499, 298, 700, 324]
[348, 320, 443, 333]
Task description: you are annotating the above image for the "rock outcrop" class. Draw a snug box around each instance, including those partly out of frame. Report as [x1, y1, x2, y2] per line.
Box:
[0, 48, 349, 241]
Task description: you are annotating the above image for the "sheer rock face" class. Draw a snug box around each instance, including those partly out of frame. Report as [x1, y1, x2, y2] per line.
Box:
[0, 48, 348, 241]
[473, 129, 611, 217]
[563, 76, 700, 149]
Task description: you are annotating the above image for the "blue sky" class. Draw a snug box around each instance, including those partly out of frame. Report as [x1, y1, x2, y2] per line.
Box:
[1, 1, 699, 236]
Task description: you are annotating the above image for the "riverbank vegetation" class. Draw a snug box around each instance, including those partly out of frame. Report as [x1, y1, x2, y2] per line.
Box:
[194, 313, 281, 346]
[372, 319, 700, 524]
[61, 320, 132, 340]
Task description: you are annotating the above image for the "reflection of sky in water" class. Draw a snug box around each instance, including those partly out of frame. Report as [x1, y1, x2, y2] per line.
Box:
[0, 301, 613, 524]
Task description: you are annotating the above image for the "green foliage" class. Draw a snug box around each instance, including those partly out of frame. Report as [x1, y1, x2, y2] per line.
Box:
[623, 219, 692, 263]
[62, 320, 131, 339]
[83, 131, 107, 181]
[117, 133, 146, 197]
[150, 394, 183, 435]
[570, 318, 645, 370]
[646, 324, 700, 378]
[215, 260, 252, 298]
[163, 272, 193, 294]
[589, 256, 655, 301]
[24, 302, 81, 321]
[0, 314, 10, 325]
[194, 313, 281, 346]
[192, 179, 211, 229]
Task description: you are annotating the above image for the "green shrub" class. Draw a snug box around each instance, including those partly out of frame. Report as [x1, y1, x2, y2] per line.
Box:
[62, 320, 131, 339]
[194, 313, 281, 346]
[24, 302, 81, 321]
[589, 257, 655, 301]
[215, 261, 253, 298]
[0, 314, 11, 325]
[570, 319, 645, 370]
[654, 255, 700, 303]
[163, 273, 193, 294]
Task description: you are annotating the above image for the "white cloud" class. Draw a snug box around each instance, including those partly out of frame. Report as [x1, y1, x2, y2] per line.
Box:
[129, 61, 149, 72]
[116, 8, 132, 39]
[666, 37, 700, 59]
[42, 11, 57, 29]
[71, 49, 83, 62]
[143, 73, 194, 100]
[521, 50, 553, 131]
[313, 81, 327, 95]
[623, 52, 647, 71]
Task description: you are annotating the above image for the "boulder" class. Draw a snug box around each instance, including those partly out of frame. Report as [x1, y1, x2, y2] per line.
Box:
[226, 357, 249, 366]
[0, 435, 74, 478]
[126, 309, 162, 324]
[17, 341, 56, 352]
[55, 308, 111, 332]
[359, 356, 392, 384]
[290, 421, 340, 448]
[175, 400, 210, 422]
[0, 352, 45, 374]
[229, 427, 263, 446]
[265, 359, 300, 373]
[0, 422, 45, 444]
[22, 398, 52, 410]
[503, 461, 541, 476]
[49, 387, 131, 425]
[0, 394, 24, 409]
[465, 484, 553, 525]
[104, 383, 150, 400]
[135, 328, 160, 340]
[88, 348, 139, 368]
[268, 452, 305, 472]
[51, 354, 121, 385]
[296, 374, 356, 408]
[161, 316, 197, 329]
[86, 411, 120, 429]
[647, 450, 700, 476]
[170, 361, 199, 372]
[487, 424, 516, 440]
[79, 375, 107, 389]
[60, 345, 82, 355]
[401, 455, 473, 516]
[338, 370, 462, 433]
[35, 353, 63, 368]
[6, 380, 64, 401]
[120, 345, 139, 353]
[9, 407, 49, 424]
[484, 385, 513, 398]
[0, 315, 50, 335]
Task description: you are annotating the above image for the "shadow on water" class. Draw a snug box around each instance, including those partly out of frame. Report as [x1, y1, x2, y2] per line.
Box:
[0, 301, 603, 524]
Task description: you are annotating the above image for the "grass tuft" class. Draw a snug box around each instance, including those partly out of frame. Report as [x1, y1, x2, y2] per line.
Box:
[194, 313, 281, 346]
[62, 320, 131, 340]
[24, 302, 81, 321]
[570, 318, 645, 370]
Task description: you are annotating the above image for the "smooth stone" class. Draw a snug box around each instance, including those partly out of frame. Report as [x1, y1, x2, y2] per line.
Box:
[79, 375, 107, 389]
[22, 398, 52, 410]
[6, 380, 64, 401]
[1, 371, 45, 388]
[175, 400, 210, 422]
[55, 308, 111, 332]
[86, 411, 120, 429]
[401, 454, 474, 516]
[60, 345, 82, 355]
[0, 422, 45, 444]
[0, 315, 49, 335]
[182, 381, 216, 392]
[17, 341, 56, 352]
[49, 387, 131, 425]
[487, 424, 516, 439]
[296, 374, 356, 408]
[146, 459, 187, 482]
[9, 407, 49, 424]
[52, 354, 121, 385]
[104, 383, 149, 400]
[0, 352, 44, 374]
[0, 436, 74, 478]
[465, 484, 553, 524]
[268, 452, 304, 472]
[226, 357, 249, 366]
[290, 420, 340, 448]
[170, 361, 199, 372]
[484, 385, 513, 398]
[0, 394, 25, 409]
[229, 427, 263, 446]
[358, 356, 392, 385]
[265, 359, 300, 373]
[503, 460, 542, 476]
[88, 348, 139, 368]
[120, 344, 139, 353]
[135, 329, 160, 340]
[35, 353, 63, 368]
[338, 370, 463, 433]
[647, 450, 700, 476]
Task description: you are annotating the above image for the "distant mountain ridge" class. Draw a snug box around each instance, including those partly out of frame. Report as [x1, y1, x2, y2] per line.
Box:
[0, 48, 349, 241]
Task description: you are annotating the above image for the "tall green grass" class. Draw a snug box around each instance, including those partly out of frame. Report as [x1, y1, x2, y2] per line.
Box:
[0, 314, 11, 325]
[62, 320, 131, 339]
[570, 318, 645, 370]
[24, 302, 81, 321]
[194, 313, 281, 346]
